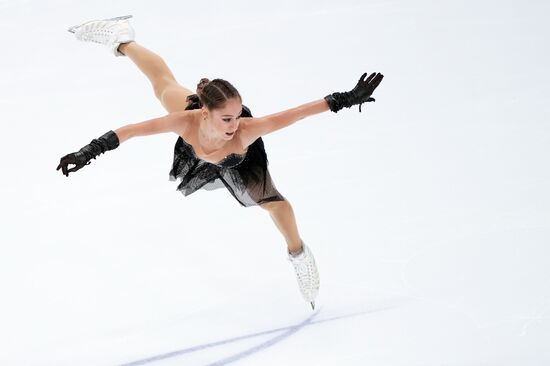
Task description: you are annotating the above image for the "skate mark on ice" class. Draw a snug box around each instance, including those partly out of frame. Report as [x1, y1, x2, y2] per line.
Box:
[118, 310, 318, 366]
[207, 305, 401, 366]
[119, 305, 398, 366]
[204, 311, 319, 366]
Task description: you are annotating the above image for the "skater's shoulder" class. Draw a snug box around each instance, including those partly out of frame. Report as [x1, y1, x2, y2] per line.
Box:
[169, 109, 199, 136]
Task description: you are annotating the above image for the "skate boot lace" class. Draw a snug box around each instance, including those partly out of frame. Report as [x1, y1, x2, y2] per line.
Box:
[75, 21, 127, 44]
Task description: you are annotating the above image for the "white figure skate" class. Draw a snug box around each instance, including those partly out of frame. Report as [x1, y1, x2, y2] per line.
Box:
[288, 242, 320, 309]
[68, 15, 135, 56]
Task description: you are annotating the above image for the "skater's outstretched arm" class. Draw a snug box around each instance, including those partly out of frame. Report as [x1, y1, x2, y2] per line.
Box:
[241, 99, 329, 143]
[56, 111, 190, 177]
[241, 72, 384, 143]
[114, 110, 189, 143]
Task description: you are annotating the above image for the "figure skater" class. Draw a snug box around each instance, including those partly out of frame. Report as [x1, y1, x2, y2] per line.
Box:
[56, 15, 384, 309]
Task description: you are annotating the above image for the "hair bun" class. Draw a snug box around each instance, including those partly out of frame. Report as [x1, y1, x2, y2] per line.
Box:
[197, 78, 211, 95]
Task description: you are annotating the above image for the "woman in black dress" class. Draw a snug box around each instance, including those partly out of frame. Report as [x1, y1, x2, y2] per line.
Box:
[57, 16, 383, 309]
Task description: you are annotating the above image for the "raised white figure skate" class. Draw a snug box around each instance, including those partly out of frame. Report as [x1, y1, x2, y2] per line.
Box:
[68, 15, 135, 57]
[288, 242, 320, 309]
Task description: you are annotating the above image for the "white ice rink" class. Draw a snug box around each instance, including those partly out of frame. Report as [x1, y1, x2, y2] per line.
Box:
[1, 0, 549, 365]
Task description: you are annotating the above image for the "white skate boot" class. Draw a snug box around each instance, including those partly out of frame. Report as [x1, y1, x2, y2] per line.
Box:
[68, 15, 135, 57]
[288, 242, 320, 309]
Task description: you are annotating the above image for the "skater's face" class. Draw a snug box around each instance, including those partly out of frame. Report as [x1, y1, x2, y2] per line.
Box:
[203, 97, 243, 141]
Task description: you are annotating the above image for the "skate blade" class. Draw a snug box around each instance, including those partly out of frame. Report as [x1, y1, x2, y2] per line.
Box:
[310, 301, 315, 310]
[68, 15, 133, 33]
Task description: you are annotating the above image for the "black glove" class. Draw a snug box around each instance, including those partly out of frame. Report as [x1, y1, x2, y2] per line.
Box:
[56, 130, 120, 177]
[324, 72, 384, 113]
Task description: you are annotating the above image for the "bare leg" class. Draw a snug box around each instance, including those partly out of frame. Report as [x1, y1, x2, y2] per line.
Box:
[118, 42, 194, 113]
[260, 200, 303, 253]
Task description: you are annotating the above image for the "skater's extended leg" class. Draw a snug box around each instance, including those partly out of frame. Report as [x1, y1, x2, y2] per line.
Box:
[260, 199, 303, 253]
[71, 16, 194, 113]
[118, 42, 194, 113]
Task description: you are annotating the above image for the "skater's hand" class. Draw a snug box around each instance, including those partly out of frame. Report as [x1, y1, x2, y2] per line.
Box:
[349, 72, 384, 111]
[324, 72, 385, 113]
[56, 152, 89, 177]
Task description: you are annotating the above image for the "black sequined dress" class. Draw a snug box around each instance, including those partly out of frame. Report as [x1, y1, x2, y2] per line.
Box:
[168, 95, 286, 207]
